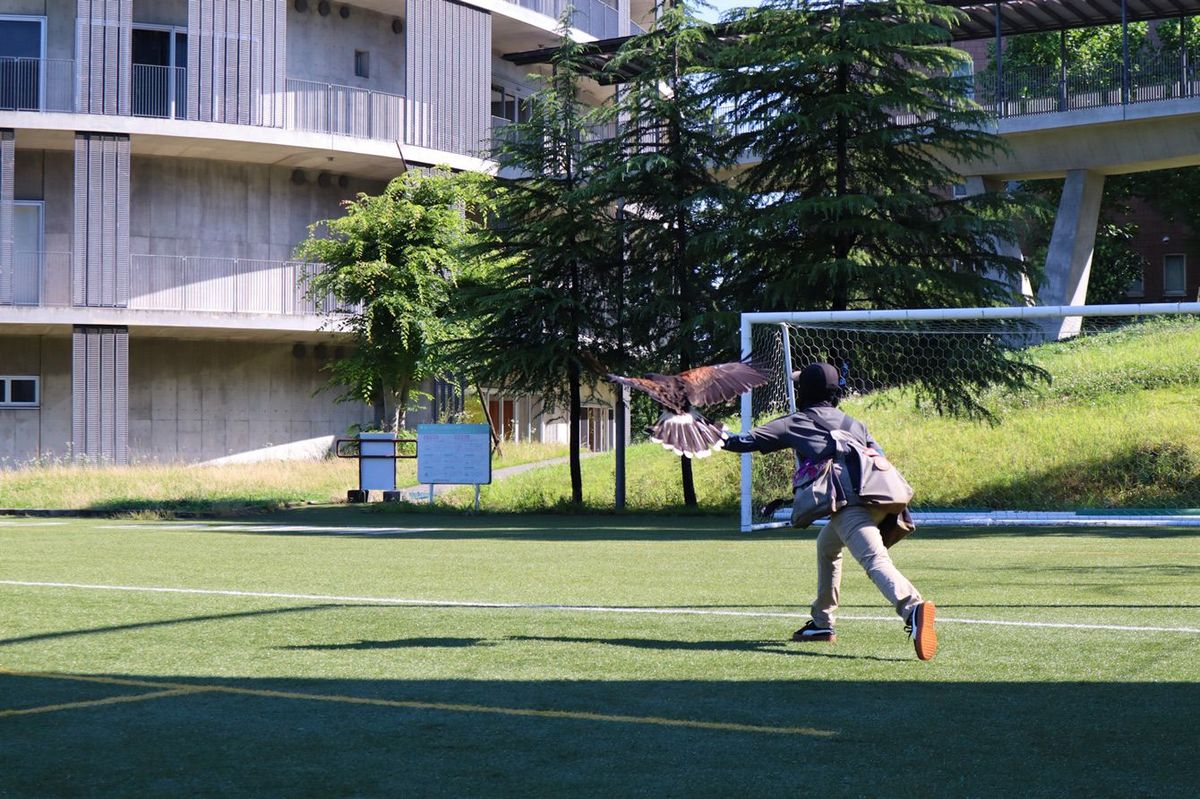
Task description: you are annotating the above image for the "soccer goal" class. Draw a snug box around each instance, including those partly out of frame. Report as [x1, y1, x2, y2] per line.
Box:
[739, 302, 1200, 532]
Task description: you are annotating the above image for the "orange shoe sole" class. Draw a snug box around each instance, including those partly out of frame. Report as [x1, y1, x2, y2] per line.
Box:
[914, 602, 937, 661]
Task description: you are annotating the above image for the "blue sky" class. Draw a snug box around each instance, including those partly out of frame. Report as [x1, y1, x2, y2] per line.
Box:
[699, 0, 757, 23]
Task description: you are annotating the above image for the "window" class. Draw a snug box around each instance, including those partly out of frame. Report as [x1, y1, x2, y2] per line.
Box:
[0, 15, 45, 111]
[354, 50, 370, 79]
[1164, 254, 1187, 297]
[1127, 273, 1144, 298]
[0, 376, 39, 407]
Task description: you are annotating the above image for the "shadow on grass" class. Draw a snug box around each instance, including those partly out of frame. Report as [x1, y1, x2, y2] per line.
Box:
[0, 604, 343, 648]
[0, 671, 1196, 797]
[282, 635, 906, 662]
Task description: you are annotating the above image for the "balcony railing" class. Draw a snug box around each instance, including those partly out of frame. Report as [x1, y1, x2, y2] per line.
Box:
[130, 255, 343, 316]
[0, 57, 75, 112]
[285, 78, 404, 141]
[131, 63, 187, 119]
[0, 252, 344, 317]
[509, 0, 619, 39]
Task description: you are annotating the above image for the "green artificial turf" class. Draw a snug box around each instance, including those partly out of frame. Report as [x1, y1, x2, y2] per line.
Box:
[1, 511, 1197, 797]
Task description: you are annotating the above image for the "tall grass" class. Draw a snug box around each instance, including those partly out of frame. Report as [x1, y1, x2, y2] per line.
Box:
[0, 441, 567, 514]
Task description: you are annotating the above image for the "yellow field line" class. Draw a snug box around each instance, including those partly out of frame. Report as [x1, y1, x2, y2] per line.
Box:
[0, 669, 834, 737]
[0, 688, 206, 718]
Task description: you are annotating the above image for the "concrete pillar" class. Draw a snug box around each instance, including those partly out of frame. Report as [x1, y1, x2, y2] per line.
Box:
[963, 175, 1034, 304]
[1039, 169, 1105, 338]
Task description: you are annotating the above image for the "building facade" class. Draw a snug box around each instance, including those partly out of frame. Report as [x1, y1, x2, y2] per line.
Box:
[0, 0, 644, 465]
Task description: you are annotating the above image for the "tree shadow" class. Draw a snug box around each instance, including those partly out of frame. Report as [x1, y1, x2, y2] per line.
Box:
[0, 672, 1196, 797]
[0, 604, 344, 648]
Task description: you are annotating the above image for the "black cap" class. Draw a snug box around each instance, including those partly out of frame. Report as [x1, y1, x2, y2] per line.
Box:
[792, 363, 840, 396]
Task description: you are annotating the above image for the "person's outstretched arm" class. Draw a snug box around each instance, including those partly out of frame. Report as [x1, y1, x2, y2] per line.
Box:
[723, 416, 796, 454]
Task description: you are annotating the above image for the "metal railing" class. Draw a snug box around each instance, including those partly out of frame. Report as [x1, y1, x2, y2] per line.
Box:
[131, 63, 187, 119]
[286, 78, 404, 141]
[129, 255, 345, 316]
[977, 49, 1200, 119]
[508, 0, 619, 39]
[0, 252, 71, 306]
[1, 252, 355, 316]
[0, 57, 75, 112]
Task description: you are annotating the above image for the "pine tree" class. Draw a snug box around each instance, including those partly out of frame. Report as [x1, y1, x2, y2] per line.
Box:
[714, 0, 1035, 313]
[453, 20, 616, 504]
[592, 1, 736, 506]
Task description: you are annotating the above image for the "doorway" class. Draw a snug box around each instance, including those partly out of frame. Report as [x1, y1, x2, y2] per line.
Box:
[132, 26, 187, 118]
[13, 201, 44, 305]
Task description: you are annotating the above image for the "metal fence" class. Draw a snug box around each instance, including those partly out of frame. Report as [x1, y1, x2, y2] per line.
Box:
[286, 78, 404, 141]
[129, 255, 344, 316]
[509, 0, 619, 38]
[975, 50, 1200, 119]
[131, 64, 187, 119]
[0, 57, 75, 112]
[1, 252, 352, 316]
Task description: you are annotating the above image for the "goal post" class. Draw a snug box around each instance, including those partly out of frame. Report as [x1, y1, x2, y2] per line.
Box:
[739, 302, 1200, 532]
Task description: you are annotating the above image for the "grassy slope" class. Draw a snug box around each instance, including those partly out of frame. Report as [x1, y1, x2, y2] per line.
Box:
[0, 515, 1197, 796]
[0, 442, 567, 514]
[435, 317, 1200, 512]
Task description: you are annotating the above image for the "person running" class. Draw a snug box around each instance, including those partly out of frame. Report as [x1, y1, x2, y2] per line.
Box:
[723, 362, 937, 661]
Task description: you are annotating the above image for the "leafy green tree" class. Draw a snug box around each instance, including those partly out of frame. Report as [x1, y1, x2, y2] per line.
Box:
[591, 0, 736, 506]
[452, 18, 616, 504]
[297, 169, 493, 431]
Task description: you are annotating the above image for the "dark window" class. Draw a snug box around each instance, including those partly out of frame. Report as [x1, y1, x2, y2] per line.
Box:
[10, 378, 36, 404]
[1164, 254, 1187, 296]
[0, 376, 39, 406]
[0, 18, 43, 111]
[354, 50, 370, 78]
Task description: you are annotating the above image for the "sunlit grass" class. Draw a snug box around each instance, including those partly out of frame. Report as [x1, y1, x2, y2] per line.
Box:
[0, 442, 568, 514]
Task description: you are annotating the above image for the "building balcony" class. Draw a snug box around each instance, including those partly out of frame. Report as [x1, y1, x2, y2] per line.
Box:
[0, 58, 405, 144]
[0, 252, 348, 321]
[506, 0, 619, 39]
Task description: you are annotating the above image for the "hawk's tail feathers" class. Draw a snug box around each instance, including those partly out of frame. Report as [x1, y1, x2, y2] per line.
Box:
[648, 411, 726, 459]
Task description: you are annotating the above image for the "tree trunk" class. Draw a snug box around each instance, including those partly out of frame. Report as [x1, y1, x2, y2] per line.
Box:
[568, 358, 584, 505]
[833, 59, 851, 312]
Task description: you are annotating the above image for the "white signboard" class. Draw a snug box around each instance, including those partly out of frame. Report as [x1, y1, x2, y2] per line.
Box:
[417, 424, 493, 485]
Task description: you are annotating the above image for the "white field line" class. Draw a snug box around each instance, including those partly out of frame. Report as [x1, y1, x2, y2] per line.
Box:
[1, 580, 1198, 635]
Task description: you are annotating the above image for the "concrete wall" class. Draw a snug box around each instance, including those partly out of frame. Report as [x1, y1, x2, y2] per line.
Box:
[0, 334, 72, 465]
[129, 155, 387, 261]
[128, 337, 372, 462]
[132, 0, 186, 27]
[287, 1, 405, 94]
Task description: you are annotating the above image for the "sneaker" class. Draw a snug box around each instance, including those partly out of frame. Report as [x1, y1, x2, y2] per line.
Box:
[791, 620, 836, 643]
[906, 601, 937, 661]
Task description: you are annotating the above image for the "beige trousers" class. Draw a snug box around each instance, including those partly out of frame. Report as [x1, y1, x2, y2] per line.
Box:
[810, 505, 922, 628]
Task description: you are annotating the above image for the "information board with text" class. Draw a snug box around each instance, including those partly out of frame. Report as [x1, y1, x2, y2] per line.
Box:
[417, 424, 493, 485]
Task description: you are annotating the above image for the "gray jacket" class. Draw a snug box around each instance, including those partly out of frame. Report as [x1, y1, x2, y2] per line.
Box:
[723, 405, 880, 463]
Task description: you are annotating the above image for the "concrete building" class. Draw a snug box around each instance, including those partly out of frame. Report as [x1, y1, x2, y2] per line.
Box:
[0, 0, 643, 465]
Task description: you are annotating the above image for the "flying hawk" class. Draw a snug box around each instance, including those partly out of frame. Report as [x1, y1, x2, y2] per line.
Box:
[609, 362, 770, 458]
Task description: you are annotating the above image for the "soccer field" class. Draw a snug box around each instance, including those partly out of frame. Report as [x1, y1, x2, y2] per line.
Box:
[1, 511, 1197, 797]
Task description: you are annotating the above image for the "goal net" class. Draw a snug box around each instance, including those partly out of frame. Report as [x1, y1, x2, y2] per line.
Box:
[738, 303, 1200, 531]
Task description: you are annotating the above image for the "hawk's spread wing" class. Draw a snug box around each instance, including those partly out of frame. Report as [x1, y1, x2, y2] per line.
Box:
[608, 373, 689, 413]
[679, 362, 770, 407]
